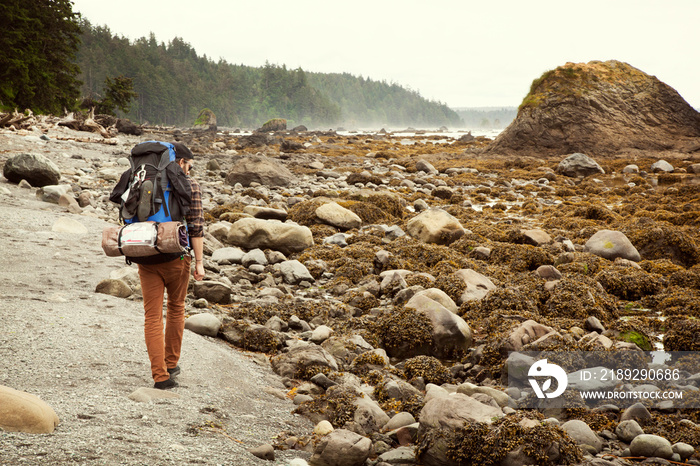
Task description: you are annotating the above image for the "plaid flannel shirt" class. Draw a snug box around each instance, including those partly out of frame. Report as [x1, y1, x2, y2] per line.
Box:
[185, 177, 204, 238]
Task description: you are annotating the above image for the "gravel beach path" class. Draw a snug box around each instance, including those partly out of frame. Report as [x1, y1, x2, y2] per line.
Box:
[0, 146, 311, 465]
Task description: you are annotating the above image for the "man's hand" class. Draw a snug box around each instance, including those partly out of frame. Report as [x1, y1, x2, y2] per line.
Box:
[194, 261, 205, 281]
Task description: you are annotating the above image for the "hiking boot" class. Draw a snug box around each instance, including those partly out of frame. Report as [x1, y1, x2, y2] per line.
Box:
[167, 365, 181, 378]
[153, 378, 178, 390]
[137, 180, 153, 221]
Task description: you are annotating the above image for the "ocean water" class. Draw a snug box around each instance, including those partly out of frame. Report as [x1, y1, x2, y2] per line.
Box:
[337, 128, 503, 139]
[221, 128, 503, 140]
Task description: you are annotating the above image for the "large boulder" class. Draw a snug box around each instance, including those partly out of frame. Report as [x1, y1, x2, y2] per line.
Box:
[226, 218, 313, 255]
[488, 60, 700, 156]
[270, 343, 339, 379]
[3, 153, 61, 187]
[417, 393, 503, 466]
[185, 313, 222, 337]
[556, 153, 605, 178]
[258, 118, 287, 132]
[309, 429, 372, 466]
[413, 288, 458, 313]
[584, 229, 641, 262]
[406, 209, 465, 245]
[193, 281, 232, 304]
[115, 118, 143, 135]
[403, 294, 473, 359]
[0, 385, 60, 433]
[225, 155, 297, 187]
[193, 108, 217, 129]
[629, 434, 674, 460]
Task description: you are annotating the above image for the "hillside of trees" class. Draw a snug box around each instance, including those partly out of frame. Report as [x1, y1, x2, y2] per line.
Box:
[76, 21, 462, 129]
[0, 0, 82, 114]
[307, 72, 462, 128]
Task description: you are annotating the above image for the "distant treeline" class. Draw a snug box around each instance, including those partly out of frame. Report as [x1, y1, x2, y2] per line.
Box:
[76, 21, 462, 129]
[453, 107, 517, 129]
[307, 72, 462, 129]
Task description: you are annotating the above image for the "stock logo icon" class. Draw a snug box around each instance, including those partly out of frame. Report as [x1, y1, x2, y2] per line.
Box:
[528, 359, 568, 399]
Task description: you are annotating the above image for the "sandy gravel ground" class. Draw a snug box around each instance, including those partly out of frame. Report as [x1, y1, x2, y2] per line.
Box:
[0, 130, 312, 465]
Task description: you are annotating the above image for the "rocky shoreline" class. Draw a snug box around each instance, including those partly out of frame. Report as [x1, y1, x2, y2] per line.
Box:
[1, 121, 700, 465]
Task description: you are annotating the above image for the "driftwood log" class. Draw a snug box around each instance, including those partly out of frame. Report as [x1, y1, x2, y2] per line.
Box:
[0, 110, 35, 129]
[58, 109, 113, 138]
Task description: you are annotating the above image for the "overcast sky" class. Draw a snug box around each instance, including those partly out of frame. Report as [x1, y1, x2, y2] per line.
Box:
[70, 0, 700, 109]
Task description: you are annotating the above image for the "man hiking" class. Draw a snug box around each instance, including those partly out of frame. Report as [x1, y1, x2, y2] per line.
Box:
[110, 141, 205, 389]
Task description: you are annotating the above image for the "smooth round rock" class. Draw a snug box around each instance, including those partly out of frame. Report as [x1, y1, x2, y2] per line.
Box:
[0, 385, 60, 433]
[630, 434, 673, 459]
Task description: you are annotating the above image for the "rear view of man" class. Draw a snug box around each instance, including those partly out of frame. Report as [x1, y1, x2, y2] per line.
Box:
[111, 141, 205, 389]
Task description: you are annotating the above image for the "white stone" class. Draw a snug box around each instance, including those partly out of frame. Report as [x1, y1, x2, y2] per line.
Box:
[315, 202, 362, 230]
[313, 420, 334, 436]
[406, 208, 465, 245]
[185, 313, 222, 337]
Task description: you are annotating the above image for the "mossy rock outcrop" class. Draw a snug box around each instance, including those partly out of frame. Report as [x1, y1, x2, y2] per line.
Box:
[489, 60, 700, 156]
[258, 118, 287, 132]
[193, 108, 217, 129]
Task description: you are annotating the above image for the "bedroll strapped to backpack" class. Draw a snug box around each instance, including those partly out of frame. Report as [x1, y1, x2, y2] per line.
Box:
[110, 141, 192, 224]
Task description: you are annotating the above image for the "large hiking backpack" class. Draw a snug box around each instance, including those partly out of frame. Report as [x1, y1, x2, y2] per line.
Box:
[112, 141, 192, 224]
[106, 141, 193, 263]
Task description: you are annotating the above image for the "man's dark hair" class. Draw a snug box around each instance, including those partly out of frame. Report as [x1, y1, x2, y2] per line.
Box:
[172, 142, 193, 160]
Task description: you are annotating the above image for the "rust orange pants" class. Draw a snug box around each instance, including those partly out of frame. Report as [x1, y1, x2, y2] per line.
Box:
[137, 256, 190, 382]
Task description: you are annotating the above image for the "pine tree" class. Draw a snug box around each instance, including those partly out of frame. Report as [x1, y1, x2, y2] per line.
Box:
[0, 0, 83, 114]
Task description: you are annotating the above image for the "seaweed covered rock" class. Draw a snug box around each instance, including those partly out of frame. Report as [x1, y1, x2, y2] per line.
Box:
[489, 242, 554, 272]
[296, 384, 389, 435]
[402, 294, 473, 359]
[594, 267, 664, 300]
[402, 355, 452, 385]
[321, 335, 375, 370]
[488, 60, 700, 156]
[270, 342, 339, 379]
[349, 349, 390, 375]
[654, 288, 700, 316]
[544, 276, 618, 322]
[418, 412, 584, 466]
[376, 307, 435, 359]
[664, 318, 700, 351]
[626, 224, 700, 268]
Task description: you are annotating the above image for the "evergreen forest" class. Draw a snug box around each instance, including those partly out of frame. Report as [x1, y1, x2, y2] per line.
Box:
[76, 21, 463, 129]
